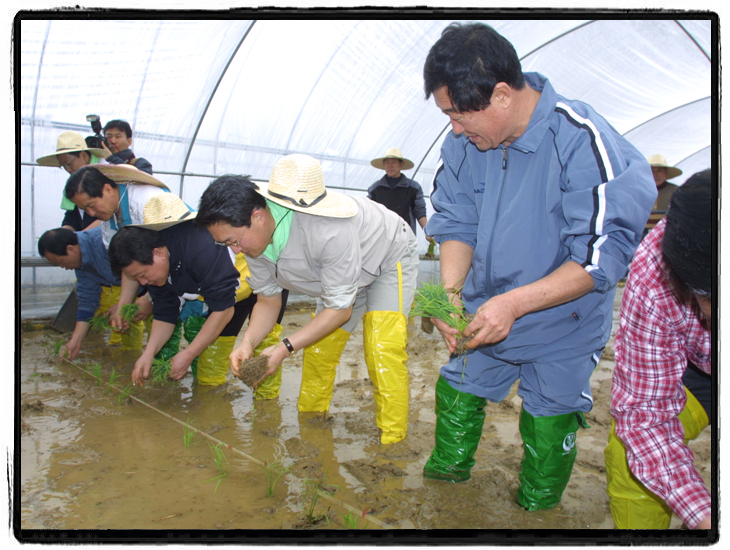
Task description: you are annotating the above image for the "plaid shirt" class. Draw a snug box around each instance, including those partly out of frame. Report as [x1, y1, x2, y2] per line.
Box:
[611, 217, 712, 529]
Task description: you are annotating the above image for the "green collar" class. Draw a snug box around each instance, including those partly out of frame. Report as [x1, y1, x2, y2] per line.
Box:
[263, 200, 293, 263]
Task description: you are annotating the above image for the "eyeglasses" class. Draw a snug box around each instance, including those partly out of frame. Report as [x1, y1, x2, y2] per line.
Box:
[214, 227, 247, 248]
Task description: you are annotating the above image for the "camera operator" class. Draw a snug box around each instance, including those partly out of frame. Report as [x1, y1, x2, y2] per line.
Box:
[100, 119, 153, 175]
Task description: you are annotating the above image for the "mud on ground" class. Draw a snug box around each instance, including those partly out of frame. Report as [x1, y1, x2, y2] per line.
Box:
[18, 291, 711, 535]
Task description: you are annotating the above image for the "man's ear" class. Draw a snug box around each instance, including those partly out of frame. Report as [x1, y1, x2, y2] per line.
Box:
[492, 82, 512, 109]
[65, 244, 76, 257]
[151, 246, 166, 259]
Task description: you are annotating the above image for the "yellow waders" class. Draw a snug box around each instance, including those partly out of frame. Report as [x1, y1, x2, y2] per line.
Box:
[363, 310, 409, 444]
[605, 387, 709, 528]
[298, 327, 351, 412]
[253, 323, 284, 400]
[97, 285, 143, 350]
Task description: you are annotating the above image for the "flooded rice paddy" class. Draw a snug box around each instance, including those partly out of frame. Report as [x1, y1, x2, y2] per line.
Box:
[17, 291, 712, 540]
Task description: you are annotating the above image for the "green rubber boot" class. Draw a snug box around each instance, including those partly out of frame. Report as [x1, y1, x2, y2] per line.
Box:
[423, 376, 487, 482]
[517, 408, 582, 511]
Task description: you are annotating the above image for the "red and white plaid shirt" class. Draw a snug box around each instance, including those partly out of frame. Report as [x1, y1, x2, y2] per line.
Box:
[611, 217, 712, 529]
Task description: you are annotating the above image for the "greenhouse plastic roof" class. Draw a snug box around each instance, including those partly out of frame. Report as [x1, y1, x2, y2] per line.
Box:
[19, 16, 716, 279]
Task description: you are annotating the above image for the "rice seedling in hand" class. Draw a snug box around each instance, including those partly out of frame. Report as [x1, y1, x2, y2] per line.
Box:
[149, 358, 173, 386]
[206, 442, 229, 493]
[120, 303, 139, 323]
[52, 339, 65, 356]
[260, 460, 289, 497]
[88, 314, 112, 333]
[410, 280, 473, 354]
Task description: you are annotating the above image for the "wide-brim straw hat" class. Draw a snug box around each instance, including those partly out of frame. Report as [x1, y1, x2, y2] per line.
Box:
[261, 154, 358, 218]
[647, 154, 683, 180]
[36, 131, 111, 166]
[370, 147, 414, 171]
[133, 193, 197, 230]
[91, 163, 170, 190]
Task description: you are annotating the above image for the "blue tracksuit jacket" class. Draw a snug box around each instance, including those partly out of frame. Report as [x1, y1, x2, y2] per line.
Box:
[426, 73, 657, 365]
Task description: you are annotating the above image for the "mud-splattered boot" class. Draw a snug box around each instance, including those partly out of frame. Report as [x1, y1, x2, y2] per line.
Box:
[517, 408, 583, 511]
[423, 376, 487, 482]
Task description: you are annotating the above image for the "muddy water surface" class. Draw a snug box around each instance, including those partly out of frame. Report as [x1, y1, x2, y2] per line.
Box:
[18, 295, 712, 535]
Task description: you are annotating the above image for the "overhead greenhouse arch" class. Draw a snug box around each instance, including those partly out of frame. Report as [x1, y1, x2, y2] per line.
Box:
[18, 14, 716, 318]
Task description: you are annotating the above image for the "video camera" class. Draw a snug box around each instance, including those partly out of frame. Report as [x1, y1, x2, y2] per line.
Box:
[84, 114, 108, 149]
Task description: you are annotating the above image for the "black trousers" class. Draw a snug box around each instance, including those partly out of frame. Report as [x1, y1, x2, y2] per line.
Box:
[682, 360, 712, 424]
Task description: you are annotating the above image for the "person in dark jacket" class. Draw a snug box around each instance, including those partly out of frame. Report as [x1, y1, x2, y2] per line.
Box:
[368, 147, 434, 245]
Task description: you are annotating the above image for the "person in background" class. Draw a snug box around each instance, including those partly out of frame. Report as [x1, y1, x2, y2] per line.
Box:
[37, 226, 138, 356]
[36, 131, 111, 231]
[605, 169, 712, 530]
[196, 155, 419, 444]
[420, 22, 656, 511]
[368, 147, 434, 245]
[643, 154, 683, 237]
[100, 119, 153, 175]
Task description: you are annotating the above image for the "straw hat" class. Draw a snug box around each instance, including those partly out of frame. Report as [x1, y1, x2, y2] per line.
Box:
[36, 131, 110, 166]
[647, 154, 683, 180]
[261, 154, 358, 218]
[92, 163, 170, 190]
[136, 193, 197, 230]
[370, 147, 414, 171]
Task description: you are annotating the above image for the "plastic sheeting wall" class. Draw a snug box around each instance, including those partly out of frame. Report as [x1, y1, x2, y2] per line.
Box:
[19, 16, 715, 318]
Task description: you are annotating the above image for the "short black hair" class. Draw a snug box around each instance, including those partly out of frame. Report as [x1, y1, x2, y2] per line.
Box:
[662, 169, 712, 298]
[196, 174, 267, 228]
[65, 165, 117, 200]
[108, 226, 166, 274]
[103, 119, 133, 139]
[38, 228, 78, 257]
[424, 22, 525, 112]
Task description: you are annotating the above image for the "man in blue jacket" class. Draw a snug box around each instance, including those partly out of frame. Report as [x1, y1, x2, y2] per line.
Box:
[37, 226, 145, 358]
[421, 22, 656, 511]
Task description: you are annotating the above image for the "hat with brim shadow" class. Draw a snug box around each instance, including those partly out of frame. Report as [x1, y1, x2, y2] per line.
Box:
[36, 131, 111, 166]
[260, 154, 358, 218]
[647, 154, 683, 180]
[91, 163, 170, 190]
[370, 147, 414, 171]
[132, 193, 197, 231]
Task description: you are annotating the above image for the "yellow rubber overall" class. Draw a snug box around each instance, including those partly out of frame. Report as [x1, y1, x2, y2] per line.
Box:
[605, 387, 709, 529]
[363, 310, 409, 444]
[97, 285, 143, 350]
[253, 323, 284, 400]
[196, 335, 237, 386]
[298, 326, 351, 412]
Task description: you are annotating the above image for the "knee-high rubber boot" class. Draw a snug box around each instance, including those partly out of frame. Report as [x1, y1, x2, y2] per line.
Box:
[196, 335, 237, 386]
[298, 327, 351, 412]
[605, 387, 709, 529]
[423, 376, 487, 482]
[254, 324, 284, 400]
[517, 408, 581, 511]
[363, 310, 410, 444]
